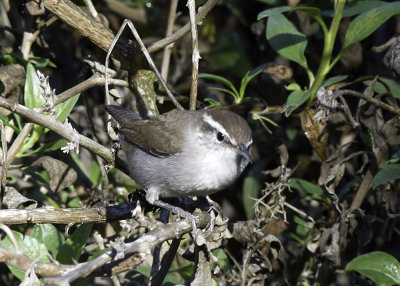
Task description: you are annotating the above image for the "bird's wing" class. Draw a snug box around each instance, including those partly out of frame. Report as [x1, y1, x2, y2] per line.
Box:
[120, 110, 188, 157]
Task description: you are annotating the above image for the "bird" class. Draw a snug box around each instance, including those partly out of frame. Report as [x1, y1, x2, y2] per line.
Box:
[104, 105, 253, 219]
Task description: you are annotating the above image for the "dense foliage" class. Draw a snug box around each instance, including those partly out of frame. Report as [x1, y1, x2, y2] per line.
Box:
[1, 0, 400, 285]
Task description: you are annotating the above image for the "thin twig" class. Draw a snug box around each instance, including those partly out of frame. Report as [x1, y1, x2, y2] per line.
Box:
[0, 224, 21, 252]
[148, 0, 218, 53]
[187, 0, 200, 110]
[336, 89, 400, 115]
[337, 94, 358, 128]
[0, 120, 7, 207]
[83, 0, 99, 20]
[106, 20, 183, 110]
[372, 36, 397, 53]
[161, 0, 179, 81]
[21, 16, 58, 59]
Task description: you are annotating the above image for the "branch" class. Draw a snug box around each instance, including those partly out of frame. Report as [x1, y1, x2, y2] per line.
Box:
[42, 0, 218, 59]
[0, 246, 72, 277]
[148, 0, 218, 53]
[0, 97, 113, 163]
[187, 0, 200, 111]
[336, 89, 400, 116]
[44, 215, 209, 285]
[0, 202, 147, 224]
[43, 0, 116, 56]
[161, 0, 179, 81]
[105, 20, 184, 110]
[3, 73, 127, 173]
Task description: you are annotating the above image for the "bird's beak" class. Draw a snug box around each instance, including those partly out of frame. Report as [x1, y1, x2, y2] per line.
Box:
[236, 144, 252, 163]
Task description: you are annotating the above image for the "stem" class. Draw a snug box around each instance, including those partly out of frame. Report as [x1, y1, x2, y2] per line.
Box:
[305, 67, 315, 87]
[308, 0, 346, 104]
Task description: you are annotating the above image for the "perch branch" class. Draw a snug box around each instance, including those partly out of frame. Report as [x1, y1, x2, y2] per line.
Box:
[44, 216, 209, 284]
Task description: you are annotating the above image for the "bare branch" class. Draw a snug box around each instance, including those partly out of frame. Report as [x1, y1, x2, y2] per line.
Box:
[148, 0, 218, 53]
[44, 216, 209, 285]
[106, 20, 184, 110]
[0, 97, 113, 163]
[336, 89, 400, 115]
[161, 0, 179, 81]
[187, 0, 200, 111]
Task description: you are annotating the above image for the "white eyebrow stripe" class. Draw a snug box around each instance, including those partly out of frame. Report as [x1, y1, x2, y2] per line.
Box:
[202, 113, 237, 145]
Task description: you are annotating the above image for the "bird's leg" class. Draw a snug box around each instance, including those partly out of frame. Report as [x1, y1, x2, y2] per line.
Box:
[151, 199, 199, 232]
[146, 189, 199, 235]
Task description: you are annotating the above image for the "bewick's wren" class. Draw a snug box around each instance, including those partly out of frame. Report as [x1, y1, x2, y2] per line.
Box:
[104, 105, 253, 217]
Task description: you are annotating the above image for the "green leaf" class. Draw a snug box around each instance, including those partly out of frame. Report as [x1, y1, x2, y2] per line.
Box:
[88, 248, 111, 261]
[19, 63, 47, 156]
[284, 90, 311, 117]
[29, 56, 57, 68]
[285, 126, 298, 141]
[294, 215, 311, 238]
[137, 265, 183, 284]
[0, 114, 20, 133]
[289, 178, 330, 204]
[252, 114, 278, 127]
[89, 161, 102, 185]
[4, 54, 17, 65]
[242, 176, 259, 220]
[341, 1, 388, 18]
[266, 13, 308, 68]
[379, 77, 400, 99]
[17, 123, 45, 156]
[239, 64, 267, 100]
[255, 0, 282, 5]
[30, 224, 65, 257]
[172, 264, 194, 280]
[204, 98, 222, 108]
[56, 93, 80, 122]
[203, 32, 252, 76]
[286, 83, 301, 91]
[371, 164, 400, 189]
[212, 248, 230, 272]
[364, 77, 400, 99]
[199, 73, 239, 97]
[203, 84, 238, 100]
[2, 230, 50, 281]
[71, 152, 91, 181]
[56, 223, 92, 264]
[258, 6, 321, 20]
[24, 63, 45, 109]
[18, 139, 68, 157]
[322, 75, 348, 87]
[322, 1, 388, 18]
[343, 2, 400, 50]
[68, 197, 82, 208]
[345, 251, 400, 286]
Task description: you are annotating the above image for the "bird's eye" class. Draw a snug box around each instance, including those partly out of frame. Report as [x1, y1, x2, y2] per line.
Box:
[216, 132, 224, 142]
